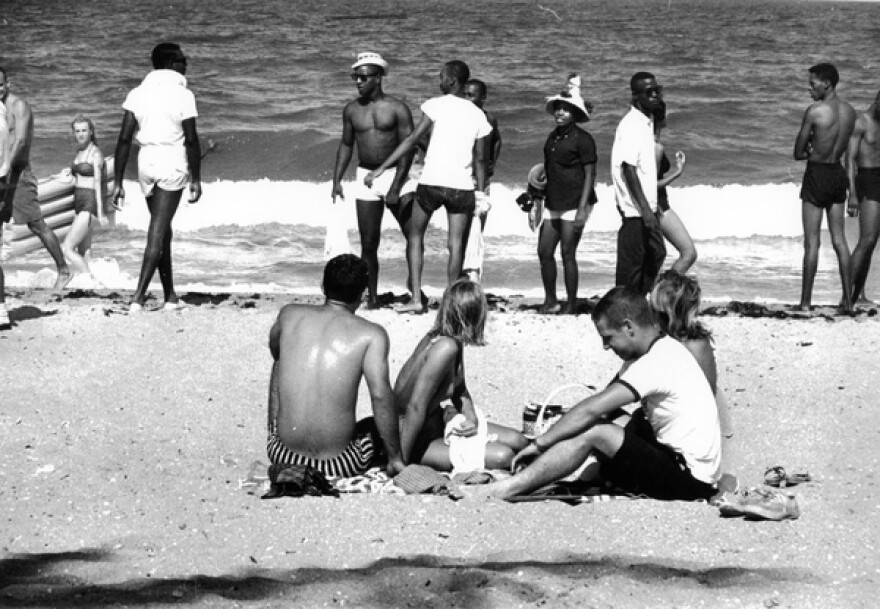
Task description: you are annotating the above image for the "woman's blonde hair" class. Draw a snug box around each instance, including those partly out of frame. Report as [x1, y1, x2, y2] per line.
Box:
[429, 278, 487, 346]
[70, 115, 98, 145]
[650, 270, 712, 341]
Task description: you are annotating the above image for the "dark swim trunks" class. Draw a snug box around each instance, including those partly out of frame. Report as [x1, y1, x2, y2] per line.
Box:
[800, 161, 848, 208]
[856, 167, 880, 203]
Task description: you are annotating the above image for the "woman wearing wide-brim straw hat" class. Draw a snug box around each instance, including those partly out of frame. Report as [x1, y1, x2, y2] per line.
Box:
[537, 74, 599, 315]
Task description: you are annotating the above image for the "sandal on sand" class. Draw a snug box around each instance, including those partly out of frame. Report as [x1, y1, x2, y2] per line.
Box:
[717, 486, 800, 521]
[764, 466, 812, 488]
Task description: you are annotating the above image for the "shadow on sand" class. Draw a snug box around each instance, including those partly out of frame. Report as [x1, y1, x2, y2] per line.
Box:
[0, 548, 814, 607]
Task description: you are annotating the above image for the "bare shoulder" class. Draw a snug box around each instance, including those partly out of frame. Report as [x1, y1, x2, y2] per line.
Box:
[682, 336, 715, 361]
[6, 93, 31, 118]
[425, 335, 460, 363]
[381, 94, 410, 111]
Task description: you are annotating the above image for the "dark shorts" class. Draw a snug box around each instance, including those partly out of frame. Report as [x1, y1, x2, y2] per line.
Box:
[73, 187, 99, 216]
[0, 182, 12, 224]
[615, 216, 666, 294]
[800, 161, 848, 208]
[657, 187, 670, 213]
[267, 417, 379, 478]
[856, 167, 880, 203]
[600, 409, 716, 501]
[8, 167, 43, 224]
[416, 184, 476, 215]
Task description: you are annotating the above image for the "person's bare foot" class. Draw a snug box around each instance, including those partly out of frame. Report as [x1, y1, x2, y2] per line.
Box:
[53, 269, 72, 291]
[397, 300, 427, 315]
[855, 295, 875, 306]
[793, 302, 813, 312]
[365, 299, 381, 310]
[559, 303, 578, 315]
[539, 301, 561, 314]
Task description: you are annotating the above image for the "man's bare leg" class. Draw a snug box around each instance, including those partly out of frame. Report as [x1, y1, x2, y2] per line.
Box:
[132, 188, 183, 306]
[797, 202, 824, 311]
[356, 198, 384, 309]
[446, 210, 473, 284]
[27, 218, 70, 290]
[826, 203, 853, 313]
[398, 203, 432, 314]
[851, 198, 880, 305]
[389, 196, 424, 305]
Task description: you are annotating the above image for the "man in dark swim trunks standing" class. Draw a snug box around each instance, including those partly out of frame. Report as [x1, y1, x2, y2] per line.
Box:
[793, 62, 856, 313]
[267, 254, 405, 478]
[846, 89, 880, 307]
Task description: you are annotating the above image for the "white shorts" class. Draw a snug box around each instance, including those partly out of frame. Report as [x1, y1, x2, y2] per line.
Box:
[543, 208, 578, 222]
[355, 166, 418, 203]
[137, 146, 188, 196]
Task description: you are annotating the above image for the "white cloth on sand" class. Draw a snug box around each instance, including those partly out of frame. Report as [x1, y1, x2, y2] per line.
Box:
[443, 408, 497, 474]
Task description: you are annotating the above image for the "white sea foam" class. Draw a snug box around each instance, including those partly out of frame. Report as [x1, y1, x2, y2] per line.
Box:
[114, 179, 808, 240]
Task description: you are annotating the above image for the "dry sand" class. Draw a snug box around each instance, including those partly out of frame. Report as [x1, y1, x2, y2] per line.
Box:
[1, 289, 878, 608]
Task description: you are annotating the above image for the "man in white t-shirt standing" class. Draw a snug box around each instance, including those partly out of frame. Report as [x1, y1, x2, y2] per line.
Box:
[611, 71, 666, 294]
[111, 42, 202, 312]
[365, 60, 492, 314]
[479, 286, 722, 502]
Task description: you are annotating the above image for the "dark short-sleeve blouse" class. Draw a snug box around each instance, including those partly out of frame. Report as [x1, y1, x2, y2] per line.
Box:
[543, 125, 598, 212]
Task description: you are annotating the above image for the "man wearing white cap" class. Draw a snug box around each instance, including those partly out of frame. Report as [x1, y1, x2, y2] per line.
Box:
[365, 60, 492, 314]
[332, 52, 415, 309]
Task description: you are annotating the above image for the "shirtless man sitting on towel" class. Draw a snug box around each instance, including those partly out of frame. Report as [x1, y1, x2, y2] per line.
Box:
[267, 254, 405, 478]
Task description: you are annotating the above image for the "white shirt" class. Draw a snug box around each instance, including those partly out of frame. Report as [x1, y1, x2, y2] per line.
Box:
[123, 69, 198, 149]
[419, 94, 492, 190]
[611, 105, 657, 217]
[616, 336, 722, 485]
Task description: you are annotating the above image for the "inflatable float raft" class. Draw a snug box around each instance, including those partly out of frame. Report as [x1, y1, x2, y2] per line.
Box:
[4, 157, 116, 258]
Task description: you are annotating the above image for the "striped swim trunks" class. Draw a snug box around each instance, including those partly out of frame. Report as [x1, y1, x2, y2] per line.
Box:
[267, 420, 376, 478]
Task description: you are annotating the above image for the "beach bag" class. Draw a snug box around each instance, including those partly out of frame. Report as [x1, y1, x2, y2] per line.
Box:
[522, 383, 596, 439]
[324, 200, 352, 260]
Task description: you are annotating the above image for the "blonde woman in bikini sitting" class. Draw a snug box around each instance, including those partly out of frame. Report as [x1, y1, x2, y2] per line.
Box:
[394, 278, 527, 471]
[62, 115, 106, 280]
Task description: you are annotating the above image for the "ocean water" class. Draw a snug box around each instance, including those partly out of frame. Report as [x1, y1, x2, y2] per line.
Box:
[3, 0, 880, 303]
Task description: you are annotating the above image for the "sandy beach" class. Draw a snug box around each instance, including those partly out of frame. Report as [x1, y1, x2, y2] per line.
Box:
[1, 288, 878, 608]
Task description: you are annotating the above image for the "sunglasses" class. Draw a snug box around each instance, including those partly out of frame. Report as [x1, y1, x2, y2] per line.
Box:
[351, 73, 379, 82]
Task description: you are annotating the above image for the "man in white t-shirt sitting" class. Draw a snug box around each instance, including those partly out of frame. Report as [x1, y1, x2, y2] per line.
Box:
[365, 60, 492, 314]
[479, 285, 722, 501]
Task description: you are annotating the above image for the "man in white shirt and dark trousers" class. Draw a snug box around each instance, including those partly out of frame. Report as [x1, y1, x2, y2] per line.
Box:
[611, 72, 666, 294]
[365, 60, 492, 314]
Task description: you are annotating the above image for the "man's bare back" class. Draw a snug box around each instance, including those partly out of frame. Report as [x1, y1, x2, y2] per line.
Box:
[269, 301, 394, 459]
[794, 73, 856, 164]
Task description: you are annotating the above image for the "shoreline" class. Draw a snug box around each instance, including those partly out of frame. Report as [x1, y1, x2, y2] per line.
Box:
[3, 286, 878, 322]
[1, 287, 878, 608]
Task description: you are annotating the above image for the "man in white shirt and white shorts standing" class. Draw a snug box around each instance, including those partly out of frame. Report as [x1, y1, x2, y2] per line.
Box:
[365, 60, 492, 314]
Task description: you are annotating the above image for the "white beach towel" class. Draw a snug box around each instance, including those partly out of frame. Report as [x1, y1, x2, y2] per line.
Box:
[324, 200, 352, 260]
